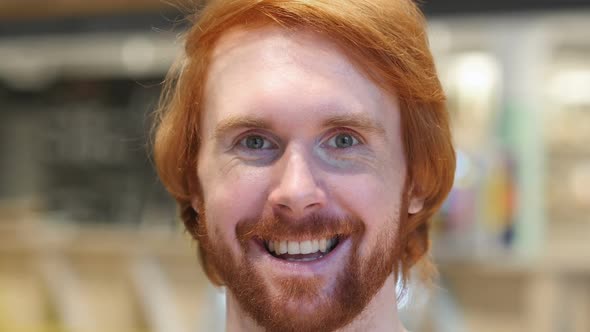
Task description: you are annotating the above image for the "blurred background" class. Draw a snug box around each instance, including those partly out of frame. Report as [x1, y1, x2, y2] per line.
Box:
[0, 1, 589, 331]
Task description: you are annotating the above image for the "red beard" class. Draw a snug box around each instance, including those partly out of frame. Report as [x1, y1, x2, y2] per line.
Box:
[196, 208, 406, 332]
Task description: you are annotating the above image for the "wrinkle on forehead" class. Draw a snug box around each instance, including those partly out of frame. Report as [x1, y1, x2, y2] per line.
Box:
[211, 26, 355, 71]
[205, 25, 384, 102]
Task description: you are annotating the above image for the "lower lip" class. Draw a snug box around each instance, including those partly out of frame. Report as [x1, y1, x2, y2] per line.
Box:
[249, 238, 352, 277]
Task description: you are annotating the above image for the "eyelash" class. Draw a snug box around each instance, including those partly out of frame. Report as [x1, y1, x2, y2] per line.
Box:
[238, 135, 275, 150]
[322, 130, 363, 149]
[233, 131, 277, 152]
[233, 129, 364, 152]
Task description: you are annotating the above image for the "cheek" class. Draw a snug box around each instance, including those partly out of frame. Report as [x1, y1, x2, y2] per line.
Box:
[200, 162, 272, 251]
[332, 169, 406, 255]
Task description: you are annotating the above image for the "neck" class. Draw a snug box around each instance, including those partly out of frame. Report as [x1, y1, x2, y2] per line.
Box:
[225, 274, 407, 332]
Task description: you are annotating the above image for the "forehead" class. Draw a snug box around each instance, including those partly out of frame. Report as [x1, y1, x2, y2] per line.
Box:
[208, 26, 362, 85]
[202, 25, 398, 132]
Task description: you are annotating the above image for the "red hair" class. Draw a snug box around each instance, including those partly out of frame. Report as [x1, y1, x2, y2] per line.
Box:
[152, 0, 455, 286]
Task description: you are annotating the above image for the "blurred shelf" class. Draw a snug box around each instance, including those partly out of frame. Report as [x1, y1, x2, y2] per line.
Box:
[0, 0, 174, 21]
[0, 220, 217, 332]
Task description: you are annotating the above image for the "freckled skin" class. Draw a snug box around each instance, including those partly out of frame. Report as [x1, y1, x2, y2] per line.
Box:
[194, 26, 419, 332]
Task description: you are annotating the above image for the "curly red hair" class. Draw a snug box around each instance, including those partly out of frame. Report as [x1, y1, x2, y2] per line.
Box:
[152, 0, 455, 287]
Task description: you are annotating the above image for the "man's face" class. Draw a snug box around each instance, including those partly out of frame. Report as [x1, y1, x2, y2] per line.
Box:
[195, 26, 421, 331]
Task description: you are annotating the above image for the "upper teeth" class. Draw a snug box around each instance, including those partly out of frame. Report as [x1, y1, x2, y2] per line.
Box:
[266, 238, 337, 255]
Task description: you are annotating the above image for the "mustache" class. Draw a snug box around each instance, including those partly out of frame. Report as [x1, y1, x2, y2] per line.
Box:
[236, 213, 365, 244]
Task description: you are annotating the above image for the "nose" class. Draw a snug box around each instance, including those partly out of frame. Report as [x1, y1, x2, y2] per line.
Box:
[268, 147, 327, 219]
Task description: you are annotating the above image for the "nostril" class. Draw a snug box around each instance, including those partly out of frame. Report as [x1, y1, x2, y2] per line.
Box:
[306, 202, 320, 209]
[277, 203, 291, 211]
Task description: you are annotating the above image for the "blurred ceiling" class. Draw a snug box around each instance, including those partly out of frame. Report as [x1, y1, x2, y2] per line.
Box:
[421, 0, 590, 15]
[1, 0, 589, 20]
[0, 0, 174, 21]
[0, 0, 589, 37]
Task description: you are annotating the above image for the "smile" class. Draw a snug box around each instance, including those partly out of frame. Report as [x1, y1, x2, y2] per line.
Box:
[263, 236, 340, 262]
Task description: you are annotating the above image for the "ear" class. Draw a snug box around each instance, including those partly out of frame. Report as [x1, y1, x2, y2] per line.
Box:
[187, 169, 204, 212]
[190, 196, 203, 215]
[408, 196, 424, 215]
[407, 183, 425, 215]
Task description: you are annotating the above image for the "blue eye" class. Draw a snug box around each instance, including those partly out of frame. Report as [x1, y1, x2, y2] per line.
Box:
[327, 133, 359, 148]
[240, 135, 273, 150]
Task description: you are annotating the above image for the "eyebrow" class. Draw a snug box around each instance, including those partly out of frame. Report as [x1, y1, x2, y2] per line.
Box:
[213, 115, 272, 140]
[321, 114, 386, 136]
[212, 113, 386, 140]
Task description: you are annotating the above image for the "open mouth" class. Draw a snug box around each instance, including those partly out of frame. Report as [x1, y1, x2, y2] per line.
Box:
[261, 236, 341, 262]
